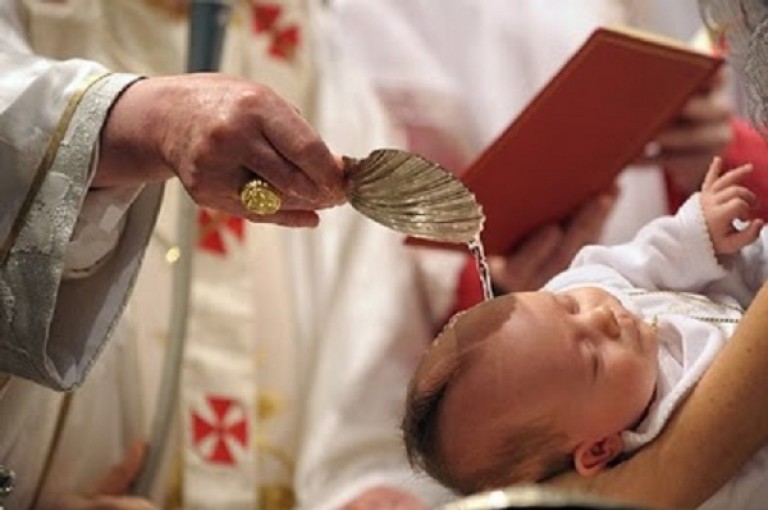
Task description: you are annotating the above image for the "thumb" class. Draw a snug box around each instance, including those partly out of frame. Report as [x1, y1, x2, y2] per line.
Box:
[737, 218, 764, 244]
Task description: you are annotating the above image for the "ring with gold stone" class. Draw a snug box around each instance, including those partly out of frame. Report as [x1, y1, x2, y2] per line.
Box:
[240, 178, 282, 215]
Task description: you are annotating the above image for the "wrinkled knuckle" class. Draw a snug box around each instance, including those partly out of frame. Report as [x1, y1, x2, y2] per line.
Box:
[204, 115, 238, 150]
[191, 136, 217, 166]
[208, 122, 231, 146]
[239, 84, 274, 112]
[235, 97, 264, 131]
[293, 137, 326, 165]
[302, 137, 325, 156]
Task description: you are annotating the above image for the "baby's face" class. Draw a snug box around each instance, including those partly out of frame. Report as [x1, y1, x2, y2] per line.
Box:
[435, 287, 659, 477]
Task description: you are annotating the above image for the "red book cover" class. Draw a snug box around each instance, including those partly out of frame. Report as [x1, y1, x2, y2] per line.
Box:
[408, 26, 723, 255]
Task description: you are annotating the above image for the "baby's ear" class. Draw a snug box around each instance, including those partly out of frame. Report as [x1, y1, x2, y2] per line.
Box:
[573, 434, 623, 477]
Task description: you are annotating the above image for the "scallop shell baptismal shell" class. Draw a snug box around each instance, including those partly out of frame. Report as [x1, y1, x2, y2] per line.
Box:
[345, 149, 485, 244]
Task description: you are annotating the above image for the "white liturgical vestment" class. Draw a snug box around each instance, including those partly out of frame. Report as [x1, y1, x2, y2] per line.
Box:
[1, 0, 460, 508]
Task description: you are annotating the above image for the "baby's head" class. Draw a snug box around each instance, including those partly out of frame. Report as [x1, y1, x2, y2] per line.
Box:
[403, 287, 659, 494]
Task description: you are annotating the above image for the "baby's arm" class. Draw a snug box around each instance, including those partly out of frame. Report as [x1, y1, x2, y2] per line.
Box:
[568, 157, 762, 294]
[700, 156, 764, 255]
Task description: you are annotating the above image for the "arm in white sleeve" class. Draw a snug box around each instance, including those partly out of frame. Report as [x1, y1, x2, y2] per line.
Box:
[63, 180, 144, 278]
[0, 1, 163, 390]
[568, 194, 728, 292]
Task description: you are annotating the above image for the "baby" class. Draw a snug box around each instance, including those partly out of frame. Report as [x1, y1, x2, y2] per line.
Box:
[403, 157, 768, 495]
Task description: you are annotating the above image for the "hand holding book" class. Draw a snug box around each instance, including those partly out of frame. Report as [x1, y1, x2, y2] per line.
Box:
[637, 67, 733, 195]
[489, 187, 618, 292]
[463, 26, 723, 255]
[408, 26, 724, 255]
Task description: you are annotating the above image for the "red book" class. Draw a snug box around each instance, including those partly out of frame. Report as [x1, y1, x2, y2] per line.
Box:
[409, 26, 723, 255]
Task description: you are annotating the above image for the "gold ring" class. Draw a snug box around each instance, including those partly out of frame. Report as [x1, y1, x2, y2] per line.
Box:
[240, 178, 282, 215]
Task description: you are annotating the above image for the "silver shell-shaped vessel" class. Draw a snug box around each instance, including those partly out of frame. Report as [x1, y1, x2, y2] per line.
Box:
[345, 149, 485, 243]
[440, 485, 645, 510]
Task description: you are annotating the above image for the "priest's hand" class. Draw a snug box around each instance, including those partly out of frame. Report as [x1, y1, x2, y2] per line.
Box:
[45, 442, 158, 510]
[490, 186, 617, 292]
[96, 73, 345, 228]
[341, 486, 428, 510]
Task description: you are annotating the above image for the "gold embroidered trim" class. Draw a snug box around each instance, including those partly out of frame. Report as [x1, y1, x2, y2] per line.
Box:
[142, 0, 189, 19]
[0, 72, 111, 264]
[627, 289, 744, 325]
[259, 484, 296, 510]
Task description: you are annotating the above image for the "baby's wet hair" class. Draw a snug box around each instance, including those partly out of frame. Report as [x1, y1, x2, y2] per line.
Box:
[402, 295, 573, 494]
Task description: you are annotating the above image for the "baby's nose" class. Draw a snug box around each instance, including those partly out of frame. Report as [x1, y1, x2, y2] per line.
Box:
[583, 306, 621, 339]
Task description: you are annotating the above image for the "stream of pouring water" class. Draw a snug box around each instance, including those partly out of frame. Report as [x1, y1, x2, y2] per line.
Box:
[468, 235, 494, 301]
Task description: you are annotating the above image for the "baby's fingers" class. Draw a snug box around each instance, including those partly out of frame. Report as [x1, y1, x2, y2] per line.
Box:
[721, 196, 758, 223]
[701, 156, 723, 190]
[716, 186, 759, 210]
[709, 163, 754, 192]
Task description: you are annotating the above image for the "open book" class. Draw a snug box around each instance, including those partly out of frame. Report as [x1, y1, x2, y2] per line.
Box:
[409, 26, 723, 255]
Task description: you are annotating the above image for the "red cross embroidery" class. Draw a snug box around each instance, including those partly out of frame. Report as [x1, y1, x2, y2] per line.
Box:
[197, 209, 245, 255]
[252, 3, 281, 33]
[191, 395, 249, 465]
[251, 2, 301, 62]
[269, 25, 300, 60]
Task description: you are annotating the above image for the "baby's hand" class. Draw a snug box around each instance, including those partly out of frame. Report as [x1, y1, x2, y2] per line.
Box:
[700, 157, 764, 255]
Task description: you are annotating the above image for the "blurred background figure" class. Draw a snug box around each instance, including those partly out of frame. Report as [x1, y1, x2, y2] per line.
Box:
[337, 0, 768, 298]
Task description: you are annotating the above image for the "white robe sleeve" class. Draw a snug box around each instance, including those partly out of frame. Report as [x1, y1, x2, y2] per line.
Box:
[0, 0, 163, 390]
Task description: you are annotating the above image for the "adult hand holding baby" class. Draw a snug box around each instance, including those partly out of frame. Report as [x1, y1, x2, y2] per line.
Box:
[490, 185, 618, 292]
